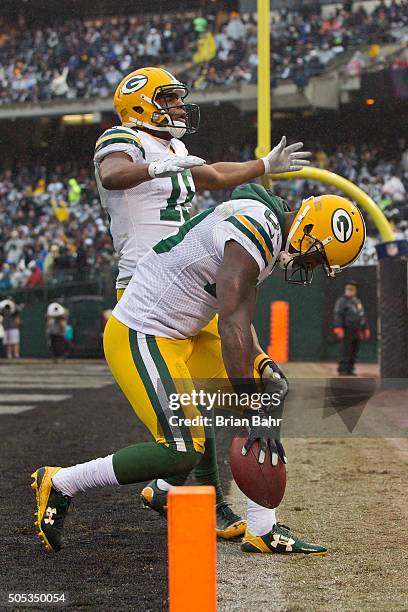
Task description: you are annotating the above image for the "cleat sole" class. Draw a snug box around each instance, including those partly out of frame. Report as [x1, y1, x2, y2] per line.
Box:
[217, 519, 246, 540]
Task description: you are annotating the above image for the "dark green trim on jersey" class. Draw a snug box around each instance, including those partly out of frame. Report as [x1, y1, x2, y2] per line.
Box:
[128, 329, 173, 442]
[231, 183, 289, 235]
[154, 206, 215, 254]
[145, 335, 193, 447]
[243, 214, 275, 257]
[226, 216, 269, 266]
[95, 137, 146, 158]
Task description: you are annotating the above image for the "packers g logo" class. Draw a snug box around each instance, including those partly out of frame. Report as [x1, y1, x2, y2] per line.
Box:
[121, 74, 148, 95]
[332, 208, 353, 243]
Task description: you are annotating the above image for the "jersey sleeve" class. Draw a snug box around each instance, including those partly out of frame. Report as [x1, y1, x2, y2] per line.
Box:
[213, 211, 276, 274]
[93, 128, 146, 164]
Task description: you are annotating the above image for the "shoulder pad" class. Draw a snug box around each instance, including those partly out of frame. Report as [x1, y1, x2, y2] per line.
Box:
[95, 126, 145, 158]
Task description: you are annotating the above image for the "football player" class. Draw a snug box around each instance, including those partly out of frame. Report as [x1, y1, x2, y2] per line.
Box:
[31, 184, 365, 553]
[93, 67, 312, 539]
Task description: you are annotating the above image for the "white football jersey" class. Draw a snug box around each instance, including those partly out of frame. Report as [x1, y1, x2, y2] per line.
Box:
[113, 198, 283, 339]
[94, 126, 195, 288]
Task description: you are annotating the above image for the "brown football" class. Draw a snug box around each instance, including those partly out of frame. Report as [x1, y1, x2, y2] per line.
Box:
[229, 435, 286, 508]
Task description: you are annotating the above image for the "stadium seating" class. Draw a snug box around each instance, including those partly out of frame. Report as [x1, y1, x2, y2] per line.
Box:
[0, 2, 407, 105]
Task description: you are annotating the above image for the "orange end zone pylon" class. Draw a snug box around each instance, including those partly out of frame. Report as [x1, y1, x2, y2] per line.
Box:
[267, 300, 289, 363]
[168, 486, 217, 612]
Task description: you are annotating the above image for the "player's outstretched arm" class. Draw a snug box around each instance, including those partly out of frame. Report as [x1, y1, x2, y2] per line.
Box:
[99, 151, 205, 190]
[191, 136, 311, 190]
[99, 152, 151, 190]
[216, 240, 260, 381]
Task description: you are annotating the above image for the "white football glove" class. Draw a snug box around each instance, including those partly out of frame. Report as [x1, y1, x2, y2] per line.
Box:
[262, 136, 312, 174]
[148, 154, 206, 179]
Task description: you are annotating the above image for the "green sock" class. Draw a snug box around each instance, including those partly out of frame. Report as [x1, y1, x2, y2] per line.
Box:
[161, 472, 190, 487]
[193, 436, 224, 505]
[160, 437, 224, 504]
[112, 441, 200, 485]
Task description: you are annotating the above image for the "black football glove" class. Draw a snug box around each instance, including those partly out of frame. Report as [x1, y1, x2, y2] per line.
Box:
[242, 419, 287, 465]
[242, 359, 289, 465]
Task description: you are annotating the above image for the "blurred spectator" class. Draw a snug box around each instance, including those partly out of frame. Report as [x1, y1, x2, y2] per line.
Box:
[46, 301, 69, 362]
[0, 312, 4, 357]
[5, 230, 25, 265]
[43, 245, 59, 283]
[145, 28, 162, 63]
[0, 264, 12, 291]
[382, 173, 406, 202]
[68, 178, 82, 205]
[193, 31, 217, 64]
[225, 12, 246, 41]
[346, 50, 366, 76]
[333, 281, 370, 375]
[51, 67, 70, 97]
[0, 298, 22, 359]
[315, 148, 329, 169]
[25, 260, 44, 287]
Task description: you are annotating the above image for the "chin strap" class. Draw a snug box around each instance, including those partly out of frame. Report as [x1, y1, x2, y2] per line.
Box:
[126, 116, 186, 138]
[284, 201, 312, 252]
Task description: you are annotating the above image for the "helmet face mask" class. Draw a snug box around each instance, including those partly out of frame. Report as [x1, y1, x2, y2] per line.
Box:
[280, 233, 339, 285]
[149, 83, 200, 137]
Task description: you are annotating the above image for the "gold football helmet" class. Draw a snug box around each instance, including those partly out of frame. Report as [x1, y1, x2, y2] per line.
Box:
[278, 194, 366, 284]
[113, 67, 200, 138]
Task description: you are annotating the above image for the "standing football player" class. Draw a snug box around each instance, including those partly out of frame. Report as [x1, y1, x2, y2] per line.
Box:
[31, 184, 365, 553]
[93, 67, 311, 539]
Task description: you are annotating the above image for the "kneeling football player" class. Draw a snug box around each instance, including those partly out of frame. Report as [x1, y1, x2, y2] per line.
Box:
[31, 184, 365, 553]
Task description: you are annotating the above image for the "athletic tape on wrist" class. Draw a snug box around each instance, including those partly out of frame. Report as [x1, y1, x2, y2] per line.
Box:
[147, 162, 156, 179]
[254, 353, 273, 377]
[261, 157, 270, 174]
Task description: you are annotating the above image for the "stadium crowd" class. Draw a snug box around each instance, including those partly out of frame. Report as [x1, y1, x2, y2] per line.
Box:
[0, 162, 114, 291]
[1, 137, 407, 289]
[0, 1, 407, 105]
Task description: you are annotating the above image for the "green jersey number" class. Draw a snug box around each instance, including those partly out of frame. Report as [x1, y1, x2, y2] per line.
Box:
[160, 170, 195, 222]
